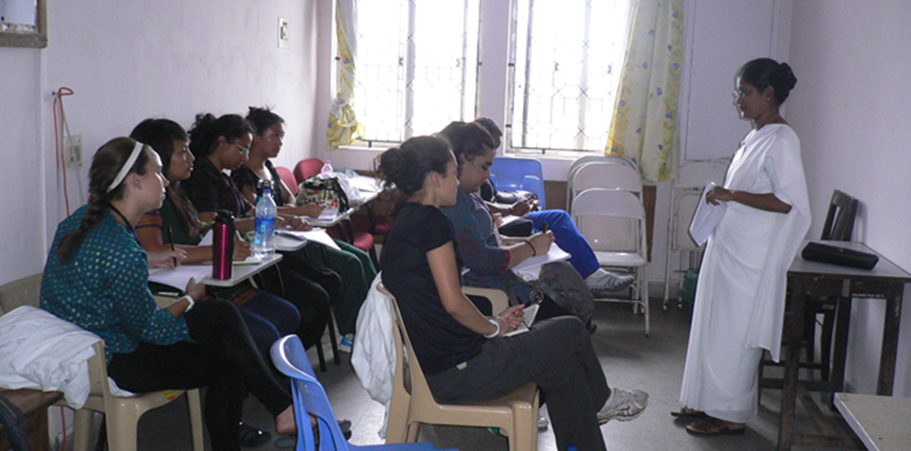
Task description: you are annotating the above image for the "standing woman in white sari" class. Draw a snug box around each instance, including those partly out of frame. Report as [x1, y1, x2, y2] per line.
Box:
[677, 58, 811, 436]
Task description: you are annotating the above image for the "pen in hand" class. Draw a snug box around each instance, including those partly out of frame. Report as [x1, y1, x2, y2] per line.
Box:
[167, 226, 177, 268]
[541, 221, 549, 233]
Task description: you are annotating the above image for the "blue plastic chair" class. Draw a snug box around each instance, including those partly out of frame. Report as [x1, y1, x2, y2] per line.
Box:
[489, 157, 546, 210]
[270, 335, 456, 451]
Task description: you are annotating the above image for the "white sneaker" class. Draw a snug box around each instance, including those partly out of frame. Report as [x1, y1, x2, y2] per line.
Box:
[597, 388, 648, 424]
[585, 269, 635, 291]
[339, 334, 353, 353]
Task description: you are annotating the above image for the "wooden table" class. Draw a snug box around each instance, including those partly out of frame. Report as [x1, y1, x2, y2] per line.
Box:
[834, 392, 911, 451]
[0, 389, 64, 451]
[778, 240, 911, 451]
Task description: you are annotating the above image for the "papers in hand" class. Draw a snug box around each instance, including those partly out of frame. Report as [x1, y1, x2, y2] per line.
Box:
[510, 244, 571, 281]
[688, 183, 728, 246]
[504, 303, 539, 337]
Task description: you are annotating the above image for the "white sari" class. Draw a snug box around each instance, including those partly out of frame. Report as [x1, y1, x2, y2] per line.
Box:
[679, 124, 811, 423]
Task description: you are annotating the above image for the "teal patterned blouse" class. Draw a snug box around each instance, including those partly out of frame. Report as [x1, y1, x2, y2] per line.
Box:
[40, 205, 191, 364]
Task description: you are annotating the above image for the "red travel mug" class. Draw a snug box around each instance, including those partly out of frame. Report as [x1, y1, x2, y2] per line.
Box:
[212, 210, 235, 279]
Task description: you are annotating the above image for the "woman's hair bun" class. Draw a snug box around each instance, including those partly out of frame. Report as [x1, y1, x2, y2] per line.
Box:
[775, 62, 797, 91]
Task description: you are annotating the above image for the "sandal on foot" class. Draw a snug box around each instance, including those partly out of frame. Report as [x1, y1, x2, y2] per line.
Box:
[685, 418, 745, 436]
[239, 422, 272, 447]
[671, 407, 707, 419]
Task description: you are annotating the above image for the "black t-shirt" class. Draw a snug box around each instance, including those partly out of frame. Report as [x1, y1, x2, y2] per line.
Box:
[381, 203, 484, 374]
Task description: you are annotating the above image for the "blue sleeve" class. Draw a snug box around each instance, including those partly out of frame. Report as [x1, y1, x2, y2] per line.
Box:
[440, 191, 510, 275]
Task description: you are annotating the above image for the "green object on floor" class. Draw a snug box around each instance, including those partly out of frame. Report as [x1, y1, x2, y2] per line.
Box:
[678, 268, 699, 308]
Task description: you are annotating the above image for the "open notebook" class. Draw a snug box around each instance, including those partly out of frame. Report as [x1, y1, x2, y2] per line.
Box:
[503, 303, 540, 337]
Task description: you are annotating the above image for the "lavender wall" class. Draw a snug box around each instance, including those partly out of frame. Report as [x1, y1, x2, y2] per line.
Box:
[789, 1, 911, 396]
[0, 1, 320, 283]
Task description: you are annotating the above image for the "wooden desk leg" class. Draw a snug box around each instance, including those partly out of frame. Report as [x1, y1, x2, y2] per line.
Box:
[828, 296, 852, 403]
[877, 291, 903, 395]
[778, 279, 807, 451]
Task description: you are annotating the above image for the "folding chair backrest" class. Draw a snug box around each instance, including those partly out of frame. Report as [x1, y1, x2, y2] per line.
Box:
[673, 158, 730, 189]
[567, 155, 637, 179]
[572, 162, 642, 194]
[572, 188, 645, 254]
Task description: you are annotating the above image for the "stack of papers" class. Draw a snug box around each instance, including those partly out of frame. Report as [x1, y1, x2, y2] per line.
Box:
[511, 244, 571, 281]
[688, 183, 728, 246]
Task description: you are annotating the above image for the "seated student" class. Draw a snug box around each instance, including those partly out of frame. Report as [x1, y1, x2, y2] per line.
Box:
[130, 118, 328, 360]
[437, 122, 596, 325]
[377, 135, 648, 451]
[180, 113, 345, 349]
[473, 117, 634, 292]
[40, 137, 295, 451]
[232, 106, 378, 340]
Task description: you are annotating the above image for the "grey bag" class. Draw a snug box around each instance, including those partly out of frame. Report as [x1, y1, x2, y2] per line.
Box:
[534, 261, 595, 325]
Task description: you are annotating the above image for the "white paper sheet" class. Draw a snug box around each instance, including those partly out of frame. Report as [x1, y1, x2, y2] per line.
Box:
[688, 183, 728, 246]
[148, 265, 212, 290]
[510, 244, 572, 281]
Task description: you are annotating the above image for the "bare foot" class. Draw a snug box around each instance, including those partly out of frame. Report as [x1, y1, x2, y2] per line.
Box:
[276, 405, 297, 436]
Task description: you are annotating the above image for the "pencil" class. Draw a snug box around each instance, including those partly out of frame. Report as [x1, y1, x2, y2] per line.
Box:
[167, 225, 177, 267]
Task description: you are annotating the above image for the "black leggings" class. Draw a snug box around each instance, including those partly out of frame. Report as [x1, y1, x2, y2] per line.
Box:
[107, 300, 292, 451]
[257, 261, 334, 349]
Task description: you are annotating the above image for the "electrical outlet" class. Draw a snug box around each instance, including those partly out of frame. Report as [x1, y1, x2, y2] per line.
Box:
[66, 135, 83, 169]
[278, 18, 290, 49]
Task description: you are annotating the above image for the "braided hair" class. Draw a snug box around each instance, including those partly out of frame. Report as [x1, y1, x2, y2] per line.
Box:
[58, 137, 150, 263]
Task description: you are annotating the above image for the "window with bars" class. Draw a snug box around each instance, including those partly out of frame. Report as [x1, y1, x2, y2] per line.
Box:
[348, 0, 630, 153]
[352, 0, 479, 144]
[509, 0, 630, 153]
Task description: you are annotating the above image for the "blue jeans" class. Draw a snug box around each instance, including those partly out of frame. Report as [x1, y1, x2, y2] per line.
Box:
[528, 210, 599, 278]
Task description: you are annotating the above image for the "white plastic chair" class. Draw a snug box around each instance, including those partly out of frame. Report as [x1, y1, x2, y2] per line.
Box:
[571, 189, 650, 336]
[662, 159, 730, 310]
[0, 274, 204, 451]
[377, 284, 540, 451]
[567, 162, 642, 213]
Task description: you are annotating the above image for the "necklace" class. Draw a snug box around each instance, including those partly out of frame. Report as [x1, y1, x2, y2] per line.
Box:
[109, 205, 138, 240]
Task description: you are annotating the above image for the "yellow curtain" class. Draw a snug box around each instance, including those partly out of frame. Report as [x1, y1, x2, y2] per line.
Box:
[328, 0, 365, 149]
[607, 0, 684, 183]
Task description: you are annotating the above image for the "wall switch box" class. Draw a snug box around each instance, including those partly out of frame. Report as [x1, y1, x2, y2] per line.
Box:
[278, 18, 290, 49]
[65, 134, 83, 169]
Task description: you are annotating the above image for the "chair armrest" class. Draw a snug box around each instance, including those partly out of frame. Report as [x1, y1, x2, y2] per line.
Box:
[461, 287, 509, 314]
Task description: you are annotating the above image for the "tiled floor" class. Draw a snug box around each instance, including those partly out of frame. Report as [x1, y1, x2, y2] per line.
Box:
[133, 299, 859, 450]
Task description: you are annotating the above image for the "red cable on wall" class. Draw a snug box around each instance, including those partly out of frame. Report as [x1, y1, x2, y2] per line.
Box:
[53, 87, 74, 216]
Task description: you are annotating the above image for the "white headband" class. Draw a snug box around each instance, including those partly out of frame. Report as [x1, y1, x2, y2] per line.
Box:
[107, 141, 145, 192]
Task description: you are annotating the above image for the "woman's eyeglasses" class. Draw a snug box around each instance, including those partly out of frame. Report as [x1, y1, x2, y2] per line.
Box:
[732, 88, 755, 101]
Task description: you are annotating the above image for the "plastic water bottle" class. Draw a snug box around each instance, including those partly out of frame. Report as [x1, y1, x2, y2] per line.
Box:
[320, 160, 333, 174]
[254, 186, 276, 257]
